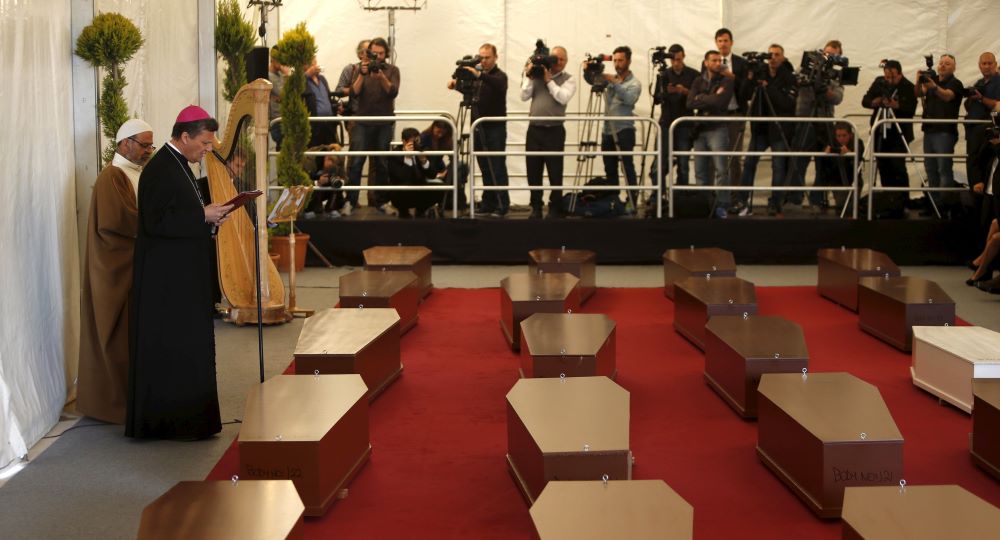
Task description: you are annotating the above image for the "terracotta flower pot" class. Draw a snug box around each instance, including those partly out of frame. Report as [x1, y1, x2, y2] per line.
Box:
[270, 233, 309, 272]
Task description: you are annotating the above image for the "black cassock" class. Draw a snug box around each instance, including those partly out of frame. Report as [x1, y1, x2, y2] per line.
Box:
[126, 143, 221, 439]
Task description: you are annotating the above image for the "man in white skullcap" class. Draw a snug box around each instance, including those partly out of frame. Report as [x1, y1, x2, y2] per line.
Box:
[77, 118, 154, 424]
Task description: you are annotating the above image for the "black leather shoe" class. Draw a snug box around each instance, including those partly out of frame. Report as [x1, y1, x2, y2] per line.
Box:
[529, 206, 543, 219]
[976, 276, 1000, 294]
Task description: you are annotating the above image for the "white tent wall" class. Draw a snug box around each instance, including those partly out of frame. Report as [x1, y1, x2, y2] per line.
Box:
[0, 0, 78, 470]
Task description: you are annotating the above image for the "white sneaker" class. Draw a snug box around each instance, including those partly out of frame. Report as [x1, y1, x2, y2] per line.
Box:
[340, 201, 353, 216]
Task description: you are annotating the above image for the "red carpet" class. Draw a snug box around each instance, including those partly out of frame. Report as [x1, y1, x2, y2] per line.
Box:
[207, 287, 1000, 538]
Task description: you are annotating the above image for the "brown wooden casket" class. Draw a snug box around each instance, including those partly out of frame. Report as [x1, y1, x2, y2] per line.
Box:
[239, 374, 370, 517]
[817, 248, 900, 312]
[138, 480, 304, 540]
[662, 247, 736, 300]
[500, 273, 582, 351]
[972, 379, 1000, 480]
[857, 276, 955, 352]
[363, 245, 433, 300]
[910, 326, 1000, 413]
[506, 376, 632, 505]
[842, 485, 1000, 540]
[520, 313, 616, 379]
[338, 269, 421, 333]
[528, 248, 597, 303]
[293, 307, 402, 400]
[704, 315, 809, 419]
[673, 276, 757, 351]
[529, 480, 693, 540]
[756, 372, 904, 519]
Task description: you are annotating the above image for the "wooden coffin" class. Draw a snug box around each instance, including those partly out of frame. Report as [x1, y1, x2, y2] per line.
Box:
[293, 307, 402, 401]
[138, 480, 304, 540]
[858, 276, 955, 352]
[338, 269, 421, 333]
[528, 248, 597, 303]
[817, 248, 900, 312]
[500, 273, 582, 351]
[506, 376, 632, 505]
[756, 372, 904, 519]
[842, 485, 1000, 540]
[362, 245, 433, 300]
[704, 315, 809, 418]
[239, 374, 370, 517]
[530, 480, 693, 540]
[673, 276, 757, 351]
[520, 313, 616, 379]
[971, 379, 1000, 480]
[662, 247, 736, 300]
[910, 326, 1000, 413]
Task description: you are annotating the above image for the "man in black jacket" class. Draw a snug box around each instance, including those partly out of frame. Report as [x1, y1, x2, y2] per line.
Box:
[734, 44, 798, 217]
[653, 44, 700, 189]
[388, 127, 440, 218]
[688, 50, 736, 218]
[715, 28, 749, 187]
[862, 60, 917, 218]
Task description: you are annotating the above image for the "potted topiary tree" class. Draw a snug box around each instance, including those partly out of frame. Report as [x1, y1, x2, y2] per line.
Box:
[215, 0, 256, 103]
[74, 12, 144, 164]
[269, 23, 316, 272]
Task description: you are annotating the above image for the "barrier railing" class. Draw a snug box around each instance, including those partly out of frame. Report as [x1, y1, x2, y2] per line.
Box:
[865, 117, 991, 220]
[667, 116, 860, 218]
[268, 114, 460, 215]
[468, 115, 662, 218]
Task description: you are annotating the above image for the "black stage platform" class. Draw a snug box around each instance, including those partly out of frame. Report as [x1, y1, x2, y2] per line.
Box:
[298, 212, 978, 266]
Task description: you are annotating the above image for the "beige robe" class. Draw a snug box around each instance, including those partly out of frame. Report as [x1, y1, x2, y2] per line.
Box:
[77, 162, 138, 424]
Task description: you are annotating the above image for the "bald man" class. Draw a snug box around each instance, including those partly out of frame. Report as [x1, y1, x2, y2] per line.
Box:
[966, 52, 1000, 202]
[78, 119, 154, 424]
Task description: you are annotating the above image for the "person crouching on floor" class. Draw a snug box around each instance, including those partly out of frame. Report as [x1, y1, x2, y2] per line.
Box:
[388, 127, 441, 218]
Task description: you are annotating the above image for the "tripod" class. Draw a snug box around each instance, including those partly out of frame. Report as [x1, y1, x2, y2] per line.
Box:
[785, 93, 854, 215]
[736, 81, 794, 214]
[572, 83, 633, 213]
[640, 66, 667, 214]
[870, 105, 939, 218]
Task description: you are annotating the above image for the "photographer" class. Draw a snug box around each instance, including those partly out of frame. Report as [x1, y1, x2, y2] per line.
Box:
[520, 44, 577, 219]
[304, 57, 338, 147]
[347, 37, 401, 214]
[652, 44, 699, 189]
[387, 127, 439, 219]
[596, 46, 641, 212]
[916, 54, 963, 216]
[789, 40, 845, 209]
[336, 39, 370, 116]
[966, 52, 1000, 214]
[734, 44, 797, 217]
[687, 50, 735, 219]
[862, 59, 916, 218]
[449, 43, 509, 217]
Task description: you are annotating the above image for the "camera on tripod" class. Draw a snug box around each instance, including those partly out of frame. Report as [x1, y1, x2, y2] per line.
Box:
[363, 49, 387, 73]
[796, 50, 859, 92]
[452, 54, 482, 100]
[918, 54, 938, 84]
[651, 46, 675, 68]
[742, 51, 773, 80]
[583, 53, 611, 90]
[527, 39, 558, 79]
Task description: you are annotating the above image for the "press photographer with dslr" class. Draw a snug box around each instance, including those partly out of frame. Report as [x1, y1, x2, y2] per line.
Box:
[347, 37, 401, 213]
[521, 42, 577, 219]
[336, 39, 370, 116]
[448, 43, 509, 217]
[788, 40, 846, 209]
[966, 52, 1000, 209]
[593, 46, 642, 211]
[687, 50, 735, 219]
[862, 59, 916, 218]
[387, 127, 439, 219]
[733, 44, 797, 217]
[652, 44, 699, 190]
[915, 54, 963, 216]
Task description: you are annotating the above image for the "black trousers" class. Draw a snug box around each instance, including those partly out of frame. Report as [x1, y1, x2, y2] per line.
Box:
[874, 131, 909, 212]
[526, 124, 565, 208]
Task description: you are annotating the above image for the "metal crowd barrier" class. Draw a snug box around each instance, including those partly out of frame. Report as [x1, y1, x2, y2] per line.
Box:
[865, 117, 991, 220]
[668, 116, 860, 218]
[468, 115, 662, 218]
[268, 114, 460, 215]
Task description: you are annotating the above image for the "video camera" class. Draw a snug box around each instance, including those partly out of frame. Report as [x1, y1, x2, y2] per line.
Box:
[363, 49, 387, 73]
[918, 54, 938, 84]
[452, 54, 483, 104]
[583, 53, 611, 90]
[796, 50, 859, 92]
[651, 46, 675, 68]
[742, 51, 773, 80]
[528, 39, 558, 80]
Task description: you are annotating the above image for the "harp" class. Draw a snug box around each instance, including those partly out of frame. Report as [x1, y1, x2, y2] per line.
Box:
[206, 78, 291, 325]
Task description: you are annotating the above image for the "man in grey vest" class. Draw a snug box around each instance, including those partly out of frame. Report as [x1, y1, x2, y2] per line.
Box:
[520, 45, 577, 218]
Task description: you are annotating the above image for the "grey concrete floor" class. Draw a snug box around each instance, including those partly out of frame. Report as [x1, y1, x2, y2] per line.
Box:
[0, 264, 996, 539]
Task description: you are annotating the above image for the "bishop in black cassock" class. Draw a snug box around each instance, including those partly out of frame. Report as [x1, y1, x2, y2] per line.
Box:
[126, 106, 233, 439]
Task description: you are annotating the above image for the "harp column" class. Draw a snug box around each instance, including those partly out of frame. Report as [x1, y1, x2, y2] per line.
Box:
[251, 78, 273, 304]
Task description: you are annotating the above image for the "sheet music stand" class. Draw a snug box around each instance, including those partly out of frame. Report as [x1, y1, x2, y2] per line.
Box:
[269, 186, 314, 318]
